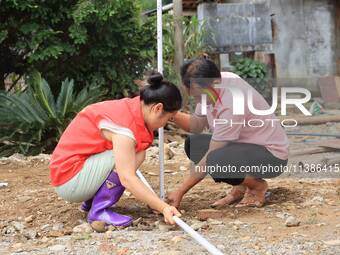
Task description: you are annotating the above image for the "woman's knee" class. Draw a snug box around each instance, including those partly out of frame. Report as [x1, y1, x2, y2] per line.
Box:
[206, 149, 246, 184]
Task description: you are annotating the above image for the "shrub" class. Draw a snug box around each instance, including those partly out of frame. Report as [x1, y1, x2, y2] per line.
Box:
[0, 0, 155, 97]
[0, 72, 106, 157]
[233, 57, 269, 94]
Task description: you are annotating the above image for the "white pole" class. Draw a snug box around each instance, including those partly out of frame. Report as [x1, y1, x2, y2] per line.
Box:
[136, 170, 224, 255]
[157, 0, 165, 200]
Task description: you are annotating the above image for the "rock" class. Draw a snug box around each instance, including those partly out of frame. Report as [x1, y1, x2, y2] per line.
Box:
[24, 215, 34, 223]
[275, 212, 291, 220]
[40, 236, 49, 243]
[52, 223, 64, 231]
[105, 230, 114, 239]
[179, 166, 187, 171]
[132, 217, 142, 226]
[232, 225, 239, 230]
[49, 244, 66, 252]
[156, 221, 176, 231]
[0, 182, 8, 188]
[230, 220, 244, 225]
[197, 209, 224, 221]
[191, 221, 208, 231]
[12, 243, 23, 249]
[323, 240, 340, 246]
[285, 216, 300, 227]
[12, 221, 25, 232]
[171, 236, 183, 244]
[23, 229, 37, 239]
[164, 144, 175, 160]
[73, 223, 93, 234]
[90, 221, 107, 233]
[207, 219, 223, 225]
[40, 224, 50, 230]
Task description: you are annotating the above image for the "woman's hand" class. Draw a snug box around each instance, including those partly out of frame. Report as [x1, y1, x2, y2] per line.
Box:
[162, 205, 182, 224]
[167, 190, 184, 208]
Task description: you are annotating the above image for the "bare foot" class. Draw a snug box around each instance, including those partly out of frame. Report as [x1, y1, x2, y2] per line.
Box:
[210, 185, 246, 209]
[235, 179, 268, 208]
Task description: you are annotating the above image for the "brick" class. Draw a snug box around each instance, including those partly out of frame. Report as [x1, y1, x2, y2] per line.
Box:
[197, 209, 224, 221]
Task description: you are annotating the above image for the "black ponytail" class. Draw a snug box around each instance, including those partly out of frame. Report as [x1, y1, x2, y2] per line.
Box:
[180, 57, 221, 88]
[140, 72, 182, 112]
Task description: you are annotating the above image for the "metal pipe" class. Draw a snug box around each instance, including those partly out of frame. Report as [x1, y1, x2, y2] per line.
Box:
[157, 0, 165, 200]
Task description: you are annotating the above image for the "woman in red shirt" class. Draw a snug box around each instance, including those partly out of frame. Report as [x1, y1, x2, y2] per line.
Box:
[50, 73, 182, 227]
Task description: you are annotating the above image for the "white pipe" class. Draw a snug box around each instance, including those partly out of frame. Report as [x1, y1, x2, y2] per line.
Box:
[136, 170, 155, 193]
[157, 0, 165, 200]
[136, 170, 224, 255]
[173, 216, 224, 255]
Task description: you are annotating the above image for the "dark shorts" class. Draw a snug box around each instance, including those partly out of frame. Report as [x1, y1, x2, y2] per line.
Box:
[184, 134, 288, 186]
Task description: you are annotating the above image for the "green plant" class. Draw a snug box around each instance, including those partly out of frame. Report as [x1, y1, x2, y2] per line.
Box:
[233, 58, 268, 93]
[161, 15, 213, 84]
[0, 72, 106, 157]
[0, 0, 154, 97]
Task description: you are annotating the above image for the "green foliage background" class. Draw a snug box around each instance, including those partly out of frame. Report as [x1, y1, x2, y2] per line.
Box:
[0, 0, 156, 97]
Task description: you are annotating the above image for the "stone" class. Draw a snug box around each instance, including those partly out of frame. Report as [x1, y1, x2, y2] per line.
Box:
[73, 223, 93, 234]
[49, 244, 66, 252]
[207, 219, 224, 225]
[24, 215, 34, 223]
[230, 220, 244, 225]
[12, 221, 24, 232]
[40, 236, 49, 243]
[197, 209, 224, 221]
[52, 223, 64, 231]
[23, 229, 37, 239]
[191, 221, 208, 231]
[275, 212, 291, 220]
[90, 221, 107, 233]
[0, 182, 8, 188]
[40, 224, 50, 230]
[156, 221, 176, 231]
[164, 144, 175, 160]
[323, 240, 340, 246]
[179, 166, 187, 171]
[285, 216, 300, 227]
[132, 217, 142, 226]
[12, 243, 23, 250]
[105, 230, 114, 239]
[171, 236, 183, 244]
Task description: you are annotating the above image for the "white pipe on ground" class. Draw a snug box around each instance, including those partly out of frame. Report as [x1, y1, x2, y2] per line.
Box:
[136, 169, 224, 255]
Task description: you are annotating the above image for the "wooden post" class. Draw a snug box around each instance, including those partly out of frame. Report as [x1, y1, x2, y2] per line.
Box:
[336, 0, 340, 75]
[174, 0, 184, 75]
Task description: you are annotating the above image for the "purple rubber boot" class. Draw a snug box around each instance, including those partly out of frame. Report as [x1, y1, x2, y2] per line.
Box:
[87, 171, 132, 227]
[80, 199, 93, 212]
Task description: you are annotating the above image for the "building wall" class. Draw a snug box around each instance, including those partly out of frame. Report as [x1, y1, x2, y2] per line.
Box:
[200, 0, 339, 91]
[270, 0, 337, 81]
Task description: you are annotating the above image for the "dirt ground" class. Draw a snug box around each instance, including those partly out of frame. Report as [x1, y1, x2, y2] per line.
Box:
[0, 123, 340, 255]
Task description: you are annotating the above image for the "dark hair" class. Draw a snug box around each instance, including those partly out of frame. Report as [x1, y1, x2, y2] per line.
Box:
[140, 72, 182, 112]
[180, 57, 221, 88]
